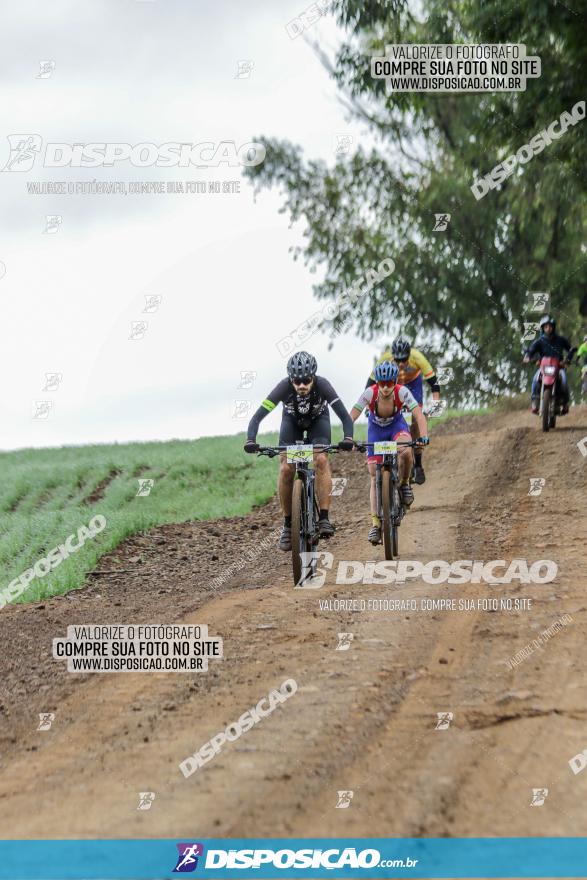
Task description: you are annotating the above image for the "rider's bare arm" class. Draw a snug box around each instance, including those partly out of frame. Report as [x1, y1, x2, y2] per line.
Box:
[412, 405, 428, 438]
[397, 386, 427, 437]
[351, 385, 376, 422]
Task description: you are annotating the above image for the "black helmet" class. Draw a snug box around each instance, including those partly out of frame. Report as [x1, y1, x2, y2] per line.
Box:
[539, 314, 556, 331]
[287, 351, 317, 381]
[392, 336, 411, 361]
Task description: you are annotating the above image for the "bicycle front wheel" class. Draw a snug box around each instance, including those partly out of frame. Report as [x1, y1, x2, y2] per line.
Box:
[291, 477, 311, 585]
[381, 469, 394, 560]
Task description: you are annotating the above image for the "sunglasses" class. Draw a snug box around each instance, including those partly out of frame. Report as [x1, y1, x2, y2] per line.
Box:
[292, 377, 313, 386]
[378, 380, 395, 388]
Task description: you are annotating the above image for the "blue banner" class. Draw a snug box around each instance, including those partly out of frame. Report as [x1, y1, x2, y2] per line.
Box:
[0, 838, 585, 879]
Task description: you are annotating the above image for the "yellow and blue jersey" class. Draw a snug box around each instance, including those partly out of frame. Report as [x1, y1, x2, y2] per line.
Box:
[369, 347, 435, 386]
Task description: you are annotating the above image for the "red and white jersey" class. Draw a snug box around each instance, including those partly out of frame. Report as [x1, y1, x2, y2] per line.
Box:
[353, 383, 417, 427]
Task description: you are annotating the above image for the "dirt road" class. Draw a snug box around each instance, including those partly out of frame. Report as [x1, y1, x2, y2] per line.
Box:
[1, 408, 586, 838]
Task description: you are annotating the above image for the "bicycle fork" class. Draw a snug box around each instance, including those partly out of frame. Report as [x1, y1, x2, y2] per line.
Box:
[375, 462, 384, 523]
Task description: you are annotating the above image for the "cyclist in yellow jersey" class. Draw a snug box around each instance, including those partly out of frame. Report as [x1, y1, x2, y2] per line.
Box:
[365, 337, 441, 484]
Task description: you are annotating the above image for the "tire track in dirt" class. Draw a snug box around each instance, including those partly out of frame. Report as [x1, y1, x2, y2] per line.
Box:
[0, 409, 586, 838]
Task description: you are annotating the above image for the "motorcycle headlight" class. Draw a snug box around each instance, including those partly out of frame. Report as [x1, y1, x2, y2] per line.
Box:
[543, 366, 556, 375]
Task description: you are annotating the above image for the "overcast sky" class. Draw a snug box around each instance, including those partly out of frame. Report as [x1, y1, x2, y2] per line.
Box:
[0, 0, 393, 450]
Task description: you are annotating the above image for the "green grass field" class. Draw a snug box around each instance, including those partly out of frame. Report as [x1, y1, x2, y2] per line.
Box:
[0, 410, 479, 605]
[0, 432, 278, 604]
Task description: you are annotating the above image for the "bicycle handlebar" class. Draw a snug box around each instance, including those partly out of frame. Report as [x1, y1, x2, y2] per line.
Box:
[257, 438, 430, 458]
[257, 443, 343, 458]
[353, 439, 429, 453]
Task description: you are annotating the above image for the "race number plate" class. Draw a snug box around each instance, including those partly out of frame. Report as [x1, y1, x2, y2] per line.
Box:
[374, 441, 397, 455]
[286, 444, 313, 464]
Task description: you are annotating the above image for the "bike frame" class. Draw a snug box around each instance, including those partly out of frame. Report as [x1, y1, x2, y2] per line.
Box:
[375, 451, 402, 526]
[257, 440, 340, 585]
[355, 439, 426, 559]
[291, 442, 321, 549]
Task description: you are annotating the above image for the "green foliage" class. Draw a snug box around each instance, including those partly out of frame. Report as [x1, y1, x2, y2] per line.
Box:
[245, 0, 587, 403]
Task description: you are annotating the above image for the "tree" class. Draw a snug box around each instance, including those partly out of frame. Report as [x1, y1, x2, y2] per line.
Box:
[245, 0, 587, 403]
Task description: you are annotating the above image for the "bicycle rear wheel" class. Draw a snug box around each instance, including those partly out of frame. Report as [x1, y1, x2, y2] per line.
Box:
[391, 483, 400, 557]
[291, 477, 311, 584]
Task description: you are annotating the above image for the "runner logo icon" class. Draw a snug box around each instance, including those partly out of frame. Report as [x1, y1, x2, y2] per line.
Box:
[530, 788, 548, 806]
[2, 134, 42, 171]
[173, 843, 204, 872]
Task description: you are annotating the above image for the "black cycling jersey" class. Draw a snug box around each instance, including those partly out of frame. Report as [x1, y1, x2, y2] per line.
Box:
[526, 332, 573, 361]
[247, 375, 353, 440]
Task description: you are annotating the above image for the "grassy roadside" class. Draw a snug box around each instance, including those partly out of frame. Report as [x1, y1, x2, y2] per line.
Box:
[0, 434, 277, 604]
[0, 409, 488, 605]
[427, 405, 491, 431]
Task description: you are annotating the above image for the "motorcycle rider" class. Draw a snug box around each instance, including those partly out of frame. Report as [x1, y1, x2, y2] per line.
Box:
[523, 315, 576, 414]
[365, 337, 440, 484]
[352, 360, 428, 545]
[244, 351, 354, 551]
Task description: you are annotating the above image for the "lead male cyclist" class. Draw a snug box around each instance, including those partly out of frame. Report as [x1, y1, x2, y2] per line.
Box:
[244, 351, 354, 551]
[352, 360, 428, 545]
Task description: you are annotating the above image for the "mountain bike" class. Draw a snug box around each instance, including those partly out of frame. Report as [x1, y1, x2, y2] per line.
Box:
[356, 439, 429, 560]
[257, 441, 345, 586]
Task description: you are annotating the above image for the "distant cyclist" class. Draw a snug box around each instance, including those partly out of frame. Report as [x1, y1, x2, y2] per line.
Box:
[365, 337, 440, 484]
[352, 360, 428, 545]
[244, 351, 354, 551]
[523, 315, 576, 414]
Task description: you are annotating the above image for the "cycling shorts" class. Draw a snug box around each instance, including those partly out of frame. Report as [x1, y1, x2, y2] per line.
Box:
[279, 411, 331, 447]
[367, 413, 410, 462]
[405, 374, 423, 406]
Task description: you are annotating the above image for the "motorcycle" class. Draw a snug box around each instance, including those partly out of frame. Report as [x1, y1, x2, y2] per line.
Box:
[536, 356, 568, 433]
